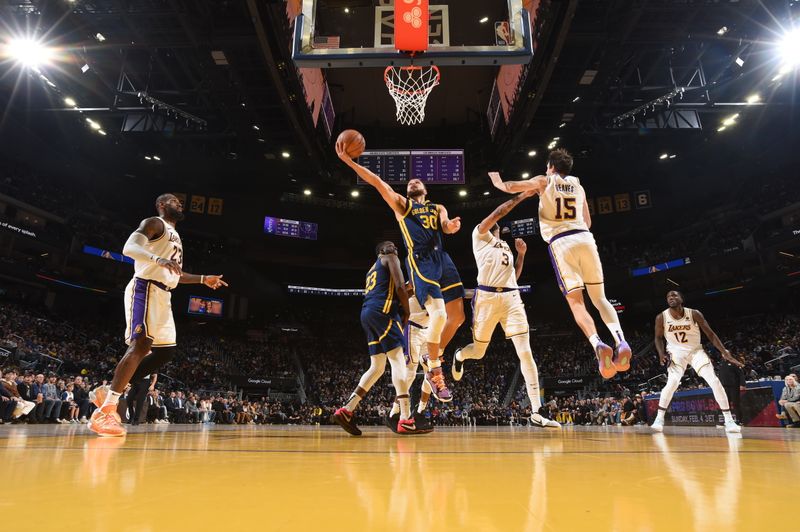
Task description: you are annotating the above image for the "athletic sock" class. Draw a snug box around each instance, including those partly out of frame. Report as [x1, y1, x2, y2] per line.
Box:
[427, 357, 442, 370]
[417, 399, 428, 414]
[723, 410, 734, 423]
[605, 324, 625, 346]
[390, 400, 400, 417]
[398, 396, 411, 420]
[589, 334, 602, 349]
[655, 410, 665, 423]
[102, 391, 121, 409]
[345, 393, 361, 412]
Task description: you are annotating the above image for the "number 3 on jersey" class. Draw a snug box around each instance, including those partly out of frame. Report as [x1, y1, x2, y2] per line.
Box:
[420, 214, 438, 230]
[365, 271, 377, 293]
[555, 197, 577, 220]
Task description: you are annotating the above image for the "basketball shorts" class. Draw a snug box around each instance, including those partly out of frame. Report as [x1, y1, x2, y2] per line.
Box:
[440, 252, 465, 303]
[471, 289, 529, 343]
[361, 307, 405, 356]
[124, 277, 176, 347]
[404, 320, 427, 366]
[667, 348, 712, 376]
[547, 230, 604, 296]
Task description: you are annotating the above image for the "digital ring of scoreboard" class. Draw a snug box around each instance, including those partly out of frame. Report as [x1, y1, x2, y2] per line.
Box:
[357, 150, 464, 184]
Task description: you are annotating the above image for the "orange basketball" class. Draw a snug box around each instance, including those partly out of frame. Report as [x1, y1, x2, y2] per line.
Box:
[337, 129, 366, 159]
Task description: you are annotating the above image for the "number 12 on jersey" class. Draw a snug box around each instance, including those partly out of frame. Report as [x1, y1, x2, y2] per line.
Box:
[555, 197, 577, 220]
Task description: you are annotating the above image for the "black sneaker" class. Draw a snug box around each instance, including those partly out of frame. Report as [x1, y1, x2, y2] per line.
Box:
[332, 407, 362, 436]
[451, 347, 465, 381]
[385, 412, 400, 434]
[414, 411, 434, 434]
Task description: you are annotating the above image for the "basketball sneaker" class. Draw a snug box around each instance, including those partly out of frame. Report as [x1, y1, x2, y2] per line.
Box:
[530, 413, 562, 428]
[90, 385, 110, 409]
[414, 412, 434, 434]
[724, 420, 742, 433]
[595, 342, 617, 379]
[451, 347, 465, 381]
[332, 407, 362, 436]
[650, 418, 664, 432]
[88, 405, 126, 437]
[613, 341, 632, 372]
[385, 412, 400, 434]
[397, 418, 424, 434]
[425, 367, 452, 403]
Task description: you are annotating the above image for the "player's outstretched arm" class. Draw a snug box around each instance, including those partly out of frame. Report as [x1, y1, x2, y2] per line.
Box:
[694, 310, 744, 367]
[335, 143, 406, 217]
[477, 190, 535, 235]
[385, 254, 411, 325]
[654, 313, 668, 366]
[514, 238, 527, 280]
[438, 204, 461, 234]
[488, 171, 547, 194]
[583, 199, 592, 229]
[178, 273, 229, 290]
[123, 217, 182, 276]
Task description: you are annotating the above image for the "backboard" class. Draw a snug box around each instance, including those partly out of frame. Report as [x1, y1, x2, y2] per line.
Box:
[292, 0, 534, 68]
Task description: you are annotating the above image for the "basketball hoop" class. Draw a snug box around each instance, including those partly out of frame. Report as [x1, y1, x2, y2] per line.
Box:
[384, 65, 440, 125]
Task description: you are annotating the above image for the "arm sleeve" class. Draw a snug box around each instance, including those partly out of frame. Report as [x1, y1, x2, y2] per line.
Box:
[123, 232, 160, 263]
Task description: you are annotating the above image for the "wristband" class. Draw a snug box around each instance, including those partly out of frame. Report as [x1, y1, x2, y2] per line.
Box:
[201, 275, 205, 284]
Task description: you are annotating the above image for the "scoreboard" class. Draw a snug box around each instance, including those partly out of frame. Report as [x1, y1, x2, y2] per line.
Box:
[357, 150, 464, 184]
[509, 217, 539, 237]
[263, 217, 318, 241]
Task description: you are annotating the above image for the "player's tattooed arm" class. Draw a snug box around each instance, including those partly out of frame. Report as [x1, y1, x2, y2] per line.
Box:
[385, 254, 411, 326]
[488, 172, 547, 194]
[178, 273, 229, 290]
[335, 143, 406, 216]
[477, 190, 535, 234]
[438, 204, 461, 234]
[694, 310, 744, 367]
[654, 313, 669, 366]
[514, 238, 527, 280]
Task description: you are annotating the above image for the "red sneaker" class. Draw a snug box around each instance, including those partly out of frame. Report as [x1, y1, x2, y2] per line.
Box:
[331, 407, 362, 436]
[88, 405, 126, 437]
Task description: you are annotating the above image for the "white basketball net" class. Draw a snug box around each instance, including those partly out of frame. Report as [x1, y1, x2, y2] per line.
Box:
[384, 66, 441, 125]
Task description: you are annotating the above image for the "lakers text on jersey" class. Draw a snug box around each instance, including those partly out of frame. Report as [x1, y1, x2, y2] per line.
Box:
[663, 307, 710, 372]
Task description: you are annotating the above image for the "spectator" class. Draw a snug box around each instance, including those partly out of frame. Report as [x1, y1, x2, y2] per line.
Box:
[42, 374, 63, 423]
[778, 375, 800, 427]
[60, 382, 79, 423]
[621, 397, 636, 426]
[1, 368, 35, 420]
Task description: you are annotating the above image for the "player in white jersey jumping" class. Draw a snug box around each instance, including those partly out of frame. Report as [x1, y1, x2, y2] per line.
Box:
[452, 191, 560, 428]
[89, 194, 227, 436]
[652, 290, 744, 433]
[489, 148, 631, 380]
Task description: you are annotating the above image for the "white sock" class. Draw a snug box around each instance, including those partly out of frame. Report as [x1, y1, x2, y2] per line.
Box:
[102, 391, 121, 408]
[417, 398, 428, 413]
[605, 324, 625, 346]
[427, 357, 442, 370]
[723, 410, 734, 423]
[345, 393, 361, 412]
[655, 409, 665, 422]
[398, 396, 411, 420]
[589, 334, 602, 349]
[390, 401, 400, 417]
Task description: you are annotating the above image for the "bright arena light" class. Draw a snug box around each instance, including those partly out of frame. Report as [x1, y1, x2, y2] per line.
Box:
[521, 172, 530, 178]
[778, 28, 800, 67]
[458, 190, 467, 197]
[745, 93, 761, 104]
[63, 97, 76, 107]
[350, 190, 359, 198]
[5, 38, 53, 68]
[303, 189, 312, 196]
[659, 153, 669, 160]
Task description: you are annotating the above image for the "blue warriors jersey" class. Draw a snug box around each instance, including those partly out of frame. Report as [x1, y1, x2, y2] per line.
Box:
[363, 257, 400, 319]
[398, 198, 443, 254]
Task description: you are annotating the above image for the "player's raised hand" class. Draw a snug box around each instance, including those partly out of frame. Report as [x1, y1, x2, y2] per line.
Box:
[156, 257, 182, 276]
[335, 141, 352, 163]
[203, 275, 228, 290]
[514, 238, 527, 254]
[488, 171, 507, 191]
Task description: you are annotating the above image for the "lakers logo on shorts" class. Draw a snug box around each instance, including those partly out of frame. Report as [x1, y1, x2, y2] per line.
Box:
[134, 324, 143, 334]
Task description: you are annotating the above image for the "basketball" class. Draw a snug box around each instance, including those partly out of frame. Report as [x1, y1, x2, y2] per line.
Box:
[337, 129, 366, 159]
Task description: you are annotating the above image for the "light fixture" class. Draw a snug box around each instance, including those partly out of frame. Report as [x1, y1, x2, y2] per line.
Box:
[722, 113, 739, 126]
[746, 93, 761, 104]
[350, 190, 359, 198]
[480, 17, 489, 23]
[63, 97, 76, 107]
[553, 137, 560, 140]
[95, 33, 106, 42]
[97, 129, 106, 136]
[252, 125, 260, 131]
[659, 153, 669, 160]
[717, 125, 727, 132]
[257, 138, 265, 143]
[572, 96, 580, 103]
[735, 56, 744, 67]
[527, 150, 537, 157]
[6, 38, 53, 68]
[669, 154, 676, 159]
[145, 156, 152, 160]
[153, 155, 161, 161]
[483, 191, 490, 196]
[303, 189, 312, 196]
[522, 172, 530, 178]
[778, 28, 800, 68]
[281, 151, 290, 159]
[344, 7, 350, 14]
[459, 190, 467, 197]
[558, 122, 566, 128]
[547, 141, 557, 149]
[717, 26, 728, 36]
[85, 118, 101, 130]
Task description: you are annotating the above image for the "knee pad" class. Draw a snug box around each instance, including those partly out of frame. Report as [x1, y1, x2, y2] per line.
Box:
[425, 297, 447, 344]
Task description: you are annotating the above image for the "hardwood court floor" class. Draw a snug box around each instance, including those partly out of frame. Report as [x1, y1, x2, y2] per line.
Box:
[2, 423, 798, 531]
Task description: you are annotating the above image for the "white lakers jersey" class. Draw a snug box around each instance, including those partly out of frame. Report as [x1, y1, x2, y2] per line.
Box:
[472, 226, 518, 289]
[663, 307, 702, 352]
[132, 217, 182, 289]
[538, 174, 589, 242]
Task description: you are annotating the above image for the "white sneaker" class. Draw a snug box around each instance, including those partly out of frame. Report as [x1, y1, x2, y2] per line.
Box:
[451, 348, 465, 381]
[724, 421, 742, 433]
[69, 419, 77, 424]
[651, 418, 664, 432]
[79, 417, 88, 424]
[530, 413, 561, 428]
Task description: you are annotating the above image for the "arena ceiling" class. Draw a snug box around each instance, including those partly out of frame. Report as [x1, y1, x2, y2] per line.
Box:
[0, 0, 798, 200]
